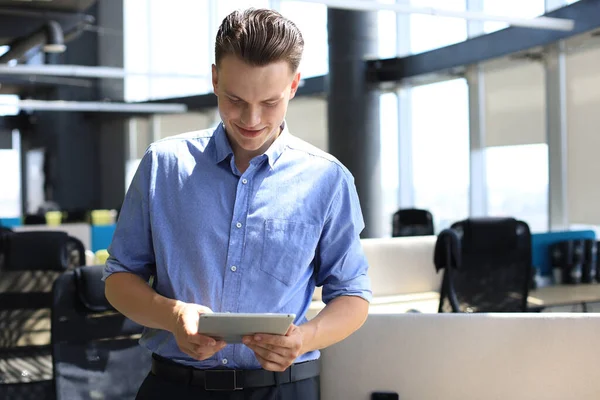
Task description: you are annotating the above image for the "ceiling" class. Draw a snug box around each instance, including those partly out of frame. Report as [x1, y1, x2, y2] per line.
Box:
[0, 0, 96, 46]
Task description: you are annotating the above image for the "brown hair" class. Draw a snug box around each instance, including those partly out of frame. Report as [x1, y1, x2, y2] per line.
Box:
[215, 8, 304, 72]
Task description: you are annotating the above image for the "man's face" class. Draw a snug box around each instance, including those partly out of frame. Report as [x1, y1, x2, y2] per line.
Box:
[212, 55, 300, 161]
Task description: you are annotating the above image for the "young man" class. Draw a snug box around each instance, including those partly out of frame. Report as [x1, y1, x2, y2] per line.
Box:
[104, 8, 371, 400]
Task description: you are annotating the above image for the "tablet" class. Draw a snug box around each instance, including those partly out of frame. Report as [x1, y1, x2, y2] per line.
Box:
[197, 313, 296, 343]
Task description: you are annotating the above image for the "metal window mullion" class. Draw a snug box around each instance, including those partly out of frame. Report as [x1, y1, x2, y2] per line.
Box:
[545, 41, 569, 230]
[546, 0, 569, 230]
[395, 0, 414, 208]
[466, 0, 487, 217]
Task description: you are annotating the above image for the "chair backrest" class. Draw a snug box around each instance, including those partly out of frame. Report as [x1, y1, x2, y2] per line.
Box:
[435, 217, 532, 312]
[392, 208, 434, 237]
[0, 231, 85, 399]
[51, 265, 150, 400]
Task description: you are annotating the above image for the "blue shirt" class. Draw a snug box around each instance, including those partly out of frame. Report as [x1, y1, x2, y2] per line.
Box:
[103, 122, 371, 369]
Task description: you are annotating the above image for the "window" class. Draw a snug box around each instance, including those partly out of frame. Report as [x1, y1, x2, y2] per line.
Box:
[411, 79, 470, 231]
[0, 95, 19, 116]
[483, 0, 545, 33]
[0, 130, 21, 218]
[410, 0, 467, 54]
[279, 1, 328, 77]
[486, 144, 549, 232]
[380, 93, 400, 237]
[377, 0, 397, 59]
[124, 0, 211, 101]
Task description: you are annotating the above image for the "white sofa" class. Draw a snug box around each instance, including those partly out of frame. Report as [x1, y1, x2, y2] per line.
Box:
[321, 313, 600, 400]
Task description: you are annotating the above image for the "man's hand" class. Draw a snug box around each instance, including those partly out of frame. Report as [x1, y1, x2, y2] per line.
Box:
[242, 324, 305, 371]
[172, 303, 226, 361]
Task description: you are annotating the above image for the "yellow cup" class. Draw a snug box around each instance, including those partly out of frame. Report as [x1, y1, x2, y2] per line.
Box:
[95, 249, 109, 265]
[45, 211, 62, 226]
[91, 209, 116, 225]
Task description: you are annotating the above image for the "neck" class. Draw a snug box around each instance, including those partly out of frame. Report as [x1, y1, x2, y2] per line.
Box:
[231, 125, 283, 173]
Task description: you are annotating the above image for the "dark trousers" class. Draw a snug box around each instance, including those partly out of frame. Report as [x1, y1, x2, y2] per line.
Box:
[135, 371, 320, 400]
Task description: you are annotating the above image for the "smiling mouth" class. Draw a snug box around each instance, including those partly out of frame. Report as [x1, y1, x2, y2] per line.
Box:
[236, 125, 264, 138]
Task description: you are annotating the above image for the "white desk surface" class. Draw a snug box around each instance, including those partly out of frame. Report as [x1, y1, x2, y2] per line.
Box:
[528, 283, 600, 307]
[308, 284, 600, 318]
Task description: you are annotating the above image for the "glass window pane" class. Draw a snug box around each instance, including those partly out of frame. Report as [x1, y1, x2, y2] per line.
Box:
[380, 92, 399, 236]
[280, 1, 328, 77]
[485, 62, 546, 147]
[124, 0, 211, 101]
[378, 0, 397, 58]
[483, 0, 545, 33]
[411, 79, 469, 231]
[217, 0, 270, 22]
[410, 0, 467, 54]
[567, 46, 600, 226]
[486, 144, 549, 232]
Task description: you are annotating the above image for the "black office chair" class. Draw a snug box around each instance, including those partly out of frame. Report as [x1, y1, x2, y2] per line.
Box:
[51, 265, 150, 399]
[434, 217, 533, 313]
[392, 208, 434, 237]
[0, 231, 86, 400]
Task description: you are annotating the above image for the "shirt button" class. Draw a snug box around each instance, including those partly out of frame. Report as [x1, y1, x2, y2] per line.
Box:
[236, 222, 242, 228]
[230, 266, 237, 272]
[222, 358, 228, 365]
[242, 179, 248, 184]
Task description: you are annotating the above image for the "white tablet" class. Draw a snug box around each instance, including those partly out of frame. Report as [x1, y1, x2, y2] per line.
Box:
[197, 313, 296, 343]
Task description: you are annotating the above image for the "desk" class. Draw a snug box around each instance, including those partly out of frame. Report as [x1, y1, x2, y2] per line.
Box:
[308, 284, 600, 317]
[528, 283, 600, 308]
[308, 292, 440, 318]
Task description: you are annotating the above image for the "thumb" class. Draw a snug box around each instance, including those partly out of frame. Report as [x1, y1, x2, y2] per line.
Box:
[285, 324, 297, 336]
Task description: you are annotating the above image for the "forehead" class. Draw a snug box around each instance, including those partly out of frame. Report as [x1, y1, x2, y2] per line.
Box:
[217, 56, 294, 97]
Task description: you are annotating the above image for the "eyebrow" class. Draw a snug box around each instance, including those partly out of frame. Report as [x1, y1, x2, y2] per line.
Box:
[224, 92, 282, 103]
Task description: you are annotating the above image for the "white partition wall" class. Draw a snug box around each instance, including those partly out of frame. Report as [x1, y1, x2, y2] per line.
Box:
[321, 313, 600, 400]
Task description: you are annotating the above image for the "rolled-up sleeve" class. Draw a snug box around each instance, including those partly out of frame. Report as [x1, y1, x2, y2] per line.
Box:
[102, 147, 156, 282]
[316, 171, 372, 304]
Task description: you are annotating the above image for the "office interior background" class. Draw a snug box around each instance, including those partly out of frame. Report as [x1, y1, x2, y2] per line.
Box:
[0, 0, 597, 238]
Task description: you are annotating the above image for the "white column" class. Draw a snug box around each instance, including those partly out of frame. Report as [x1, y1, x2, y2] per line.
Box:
[396, 0, 414, 208]
[545, 0, 569, 230]
[466, 0, 488, 217]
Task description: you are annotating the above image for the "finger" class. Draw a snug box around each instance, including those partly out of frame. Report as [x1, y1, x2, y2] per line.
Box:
[246, 343, 292, 366]
[245, 340, 290, 358]
[190, 340, 227, 354]
[285, 324, 297, 336]
[186, 341, 226, 360]
[188, 334, 221, 347]
[254, 352, 288, 372]
[253, 333, 290, 348]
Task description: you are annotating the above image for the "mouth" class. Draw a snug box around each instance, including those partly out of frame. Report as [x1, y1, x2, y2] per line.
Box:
[236, 124, 264, 138]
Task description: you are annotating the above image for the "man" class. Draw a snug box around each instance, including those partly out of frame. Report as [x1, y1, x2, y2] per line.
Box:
[104, 8, 371, 400]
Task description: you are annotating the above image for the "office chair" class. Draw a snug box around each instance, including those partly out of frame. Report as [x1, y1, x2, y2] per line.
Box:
[0, 231, 86, 400]
[434, 217, 533, 313]
[392, 208, 434, 237]
[51, 265, 150, 399]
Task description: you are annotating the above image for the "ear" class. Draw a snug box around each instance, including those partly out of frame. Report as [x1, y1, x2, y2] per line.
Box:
[212, 64, 218, 94]
[289, 72, 301, 100]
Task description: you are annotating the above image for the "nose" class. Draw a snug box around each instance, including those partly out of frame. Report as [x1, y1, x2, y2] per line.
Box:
[240, 104, 261, 128]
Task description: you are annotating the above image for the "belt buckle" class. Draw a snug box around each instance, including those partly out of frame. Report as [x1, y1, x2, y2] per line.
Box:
[204, 370, 241, 391]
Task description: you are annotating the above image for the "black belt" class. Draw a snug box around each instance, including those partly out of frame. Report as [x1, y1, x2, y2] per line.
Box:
[151, 354, 320, 391]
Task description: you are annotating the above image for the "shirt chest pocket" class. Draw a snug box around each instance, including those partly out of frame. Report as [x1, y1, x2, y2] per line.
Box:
[259, 219, 320, 287]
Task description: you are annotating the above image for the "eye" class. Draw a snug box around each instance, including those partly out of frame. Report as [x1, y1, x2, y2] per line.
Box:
[227, 97, 242, 104]
[264, 101, 279, 107]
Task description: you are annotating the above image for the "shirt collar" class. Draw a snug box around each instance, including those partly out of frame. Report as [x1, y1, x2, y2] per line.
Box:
[214, 123, 234, 164]
[213, 121, 290, 169]
[262, 121, 289, 169]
